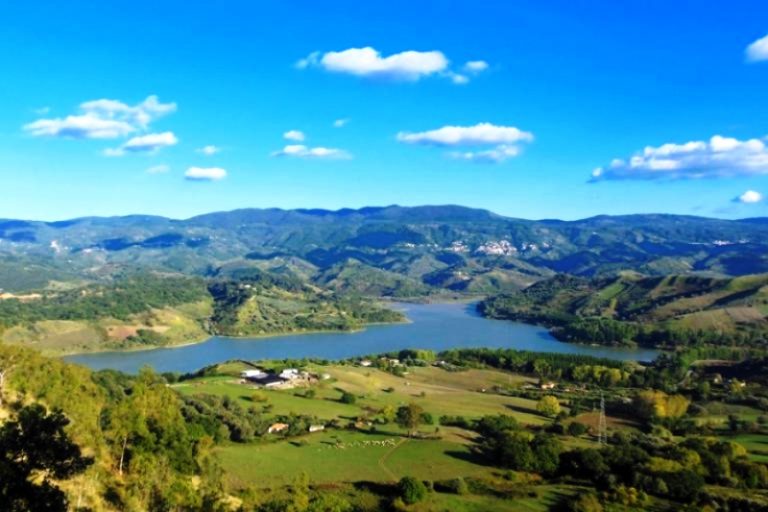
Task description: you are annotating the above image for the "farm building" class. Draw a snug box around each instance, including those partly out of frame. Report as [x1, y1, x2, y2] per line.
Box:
[240, 369, 268, 380]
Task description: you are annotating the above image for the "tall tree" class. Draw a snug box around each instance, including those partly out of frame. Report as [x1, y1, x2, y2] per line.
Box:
[0, 404, 92, 511]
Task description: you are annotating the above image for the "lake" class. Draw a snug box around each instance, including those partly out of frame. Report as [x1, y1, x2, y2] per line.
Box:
[64, 302, 659, 373]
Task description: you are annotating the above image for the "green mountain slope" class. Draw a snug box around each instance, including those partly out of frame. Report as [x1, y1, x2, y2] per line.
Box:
[480, 273, 768, 348]
[0, 272, 403, 354]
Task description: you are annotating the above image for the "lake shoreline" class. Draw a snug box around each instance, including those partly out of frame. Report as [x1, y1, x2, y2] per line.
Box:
[64, 302, 659, 374]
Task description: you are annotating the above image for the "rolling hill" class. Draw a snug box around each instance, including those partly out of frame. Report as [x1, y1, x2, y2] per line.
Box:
[480, 273, 768, 348]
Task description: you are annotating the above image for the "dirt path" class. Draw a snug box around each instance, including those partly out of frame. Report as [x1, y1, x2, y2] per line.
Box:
[378, 438, 408, 482]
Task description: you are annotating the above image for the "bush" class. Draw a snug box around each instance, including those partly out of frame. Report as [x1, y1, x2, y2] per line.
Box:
[446, 477, 469, 495]
[339, 391, 356, 404]
[398, 476, 428, 505]
[568, 421, 588, 436]
[567, 492, 603, 512]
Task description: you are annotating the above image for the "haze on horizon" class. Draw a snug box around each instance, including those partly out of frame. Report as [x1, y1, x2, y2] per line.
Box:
[2, 1, 768, 221]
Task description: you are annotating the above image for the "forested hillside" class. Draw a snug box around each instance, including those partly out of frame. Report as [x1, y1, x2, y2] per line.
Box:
[480, 273, 768, 348]
[0, 272, 403, 354]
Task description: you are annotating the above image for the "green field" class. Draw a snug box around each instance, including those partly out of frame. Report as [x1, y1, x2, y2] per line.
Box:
[218, 429, 492, 489]
[174, 363, 560, 491]
[719, 433, 768, 463]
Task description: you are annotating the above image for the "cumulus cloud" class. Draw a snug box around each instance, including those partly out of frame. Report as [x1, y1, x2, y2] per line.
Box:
[397, 123, 533, 164]
[591, 135, 768, 181]
[185, 167, 227, 181]
[297, 47, 485, 84]
[24, 115, 136, 139]
[735, 190, 764, 204]
[283, 130, 305, 142]
[271, 144, 351, 160]
[104, 131, 178, 156]
[23, 95, 176, 144]
[449, 145, 521, 164]
[463, 60, 489, 73]
[196, 145, 221, 155]
[80, 95, 176, 128]
[397, 123, 533, 146]
[146, 164, 170, 174]
[746, 34, 768, 62]
[333, 118, 350, 128]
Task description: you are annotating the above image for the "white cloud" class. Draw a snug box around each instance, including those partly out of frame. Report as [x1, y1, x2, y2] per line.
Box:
[104, 131, 178, 156]
[146, 164, 170, 174]
[746, 34, 768, 62]
[449, 145, 521, 164]
[271, 144, 351, 160]
[197, 145, 221, 155]
[295, 51, 321, 69]
[185, 167, 227, 181]
[283, 130, 305, 142]
[591, 135, 768, 181]
[24, 114, 136, 139]
[80, 95, 176, 128]
[736, 190, 764, 204]
[397, 123, 533, 164]
[333, 118, 350, 128]
[463, 60, 489, 73]
[448, 72, 469, 85]
[397, 123, 534, 146]
[300, 47, 460, 82]
[23, 95, 176, 141]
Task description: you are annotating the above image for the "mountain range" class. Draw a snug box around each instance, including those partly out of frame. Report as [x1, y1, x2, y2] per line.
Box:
[1, 205, 768, 294]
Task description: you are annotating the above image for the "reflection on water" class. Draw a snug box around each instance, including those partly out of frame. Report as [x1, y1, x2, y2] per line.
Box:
[65, 302, 659, 374]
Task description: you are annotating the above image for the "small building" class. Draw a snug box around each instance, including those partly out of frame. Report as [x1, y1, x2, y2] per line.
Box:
[241, 369, 267, 380]
[268, 423, 289, 434]
[540, 382, 557, 390]
[280, 368, 300, 380]
[308, 424, 325, 433]
[359, 360, 373, 367]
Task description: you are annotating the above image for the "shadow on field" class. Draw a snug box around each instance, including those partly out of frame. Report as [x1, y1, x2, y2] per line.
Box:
[443, 448, 491, 468]
[504, 403, 541, 417]
[353, 481, 397, 498]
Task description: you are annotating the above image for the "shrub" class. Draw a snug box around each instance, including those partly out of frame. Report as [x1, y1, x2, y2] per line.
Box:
[398, 476, 428, 505]
[339, 391, 356, 404]
[568, 421, 588, 436]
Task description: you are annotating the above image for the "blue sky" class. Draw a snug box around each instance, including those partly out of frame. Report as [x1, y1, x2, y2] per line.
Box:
[2, 1, 768, 221]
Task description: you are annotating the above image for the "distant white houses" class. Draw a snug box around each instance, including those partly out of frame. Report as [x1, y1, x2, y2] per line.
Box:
[308, 424, 325, 433]
[279, 368, 300, 380]
[540, 382, 557, 390]
[240, 369, 268, 379]
[359, 360, 373, 367]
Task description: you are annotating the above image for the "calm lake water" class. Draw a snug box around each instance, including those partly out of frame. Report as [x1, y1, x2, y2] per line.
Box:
[64, 302, 659, 374]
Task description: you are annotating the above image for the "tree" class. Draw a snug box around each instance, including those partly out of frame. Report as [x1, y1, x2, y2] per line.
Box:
[339, 391, 356, 404]
[568, 421, 588, 437]
[397, 476, 427, 505]
[537, 395, 561, 418]
[0, 404, 93, 511]
[396, 404, 424, 437]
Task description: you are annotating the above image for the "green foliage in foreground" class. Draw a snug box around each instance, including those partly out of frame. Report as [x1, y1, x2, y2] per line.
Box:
[0, 404, 92, 511]
[0, 343, 227, 511]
